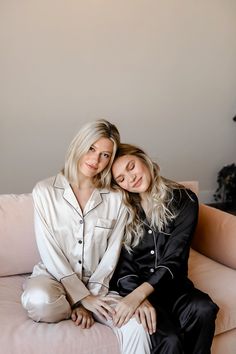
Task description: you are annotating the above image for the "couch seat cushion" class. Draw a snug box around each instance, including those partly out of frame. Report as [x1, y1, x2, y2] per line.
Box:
[189, 248, 236, 336]
[0, 275, 120, 354]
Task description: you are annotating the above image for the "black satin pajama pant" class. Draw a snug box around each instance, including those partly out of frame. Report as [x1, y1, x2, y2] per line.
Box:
[149, 288, 219, 354]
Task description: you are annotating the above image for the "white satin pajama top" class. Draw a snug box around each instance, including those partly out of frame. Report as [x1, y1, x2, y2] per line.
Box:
[31, 173, 128, 306]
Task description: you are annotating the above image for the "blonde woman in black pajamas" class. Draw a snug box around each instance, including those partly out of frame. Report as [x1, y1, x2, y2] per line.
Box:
[110, 143, 219, 354]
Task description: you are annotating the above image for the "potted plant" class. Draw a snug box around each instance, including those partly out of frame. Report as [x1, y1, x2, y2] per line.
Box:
[214, 163, 236, 207]
[213, 116, 236, 210]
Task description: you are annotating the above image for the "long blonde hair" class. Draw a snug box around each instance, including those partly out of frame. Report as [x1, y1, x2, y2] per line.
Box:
[64, 119, 120, 188]
[111, 144, 185, 250]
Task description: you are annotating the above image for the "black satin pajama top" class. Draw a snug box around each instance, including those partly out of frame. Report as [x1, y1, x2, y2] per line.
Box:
[110, 189, 199, 307]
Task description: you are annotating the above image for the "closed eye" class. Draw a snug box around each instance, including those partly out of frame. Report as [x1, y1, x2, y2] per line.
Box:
[128, 162, 135, 170]
[116, 176, 124, 184]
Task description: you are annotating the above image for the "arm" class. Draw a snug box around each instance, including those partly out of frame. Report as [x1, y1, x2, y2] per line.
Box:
[33, 185, 90, 306]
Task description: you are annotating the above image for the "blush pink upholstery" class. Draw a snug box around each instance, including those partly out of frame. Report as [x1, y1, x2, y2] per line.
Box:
[0, 183, 236, 353]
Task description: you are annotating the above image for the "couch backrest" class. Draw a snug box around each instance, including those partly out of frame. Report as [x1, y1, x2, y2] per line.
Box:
[192, 204, 236, 270]
[0, 194, 40, 276]
[179, 180, 199, 195]
[0, 181, 199, 277]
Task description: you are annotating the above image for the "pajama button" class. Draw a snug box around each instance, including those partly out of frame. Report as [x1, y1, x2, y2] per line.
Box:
[80, 220, 83, 224]
[150, 250, 155, 255]
[78, 260, 82, 264]
[150, 268, 154, 273]
[78, 240, 82, 244]
[148, 230, 152, 234]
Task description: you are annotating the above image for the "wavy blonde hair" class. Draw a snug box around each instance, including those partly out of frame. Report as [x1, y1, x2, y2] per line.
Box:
[111, 144, 185, 250]
[64, 119, 120, 188]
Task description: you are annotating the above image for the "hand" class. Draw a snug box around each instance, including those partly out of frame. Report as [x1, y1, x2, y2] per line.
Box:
[135, 299, 156, 334]
[81, 295, 116, 321]
[112, 292, 143, 328]
[71, 304, 95, 329]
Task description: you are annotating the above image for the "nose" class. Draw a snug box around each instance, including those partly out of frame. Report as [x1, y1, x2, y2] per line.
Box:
[91, 153, 100, 165]
[128, 173, 136, 183]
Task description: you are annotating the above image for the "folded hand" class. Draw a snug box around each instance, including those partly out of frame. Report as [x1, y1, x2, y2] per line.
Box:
[71, 304, 94, 328]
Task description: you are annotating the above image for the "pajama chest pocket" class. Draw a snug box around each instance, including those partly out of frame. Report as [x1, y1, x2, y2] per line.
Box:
[94, 218, 115, 243]
[95, 218, 115, 231]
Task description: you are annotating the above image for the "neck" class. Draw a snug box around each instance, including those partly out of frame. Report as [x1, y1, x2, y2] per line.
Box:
[75, 174, 95, 190]
[140, 192, 149, 214]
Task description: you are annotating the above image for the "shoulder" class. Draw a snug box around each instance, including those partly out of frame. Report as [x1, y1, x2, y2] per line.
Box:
[100, 189, 126, 215]
[171, 188, 199, 212]
[33, 175, 57, 196]
[32, 173, 68, 203]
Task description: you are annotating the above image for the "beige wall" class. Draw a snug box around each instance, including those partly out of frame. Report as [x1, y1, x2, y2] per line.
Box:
[1, 0, 236, 202]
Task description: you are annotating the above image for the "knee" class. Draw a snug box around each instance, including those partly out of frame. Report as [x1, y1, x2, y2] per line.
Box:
[195, 296, 219, 323]
[151, 331, 182, 353]
[161, 332, 182, 351]
[21, 278, 71, 323]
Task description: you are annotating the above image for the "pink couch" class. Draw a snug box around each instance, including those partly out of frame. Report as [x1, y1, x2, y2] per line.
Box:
[0, 187, 236, 353]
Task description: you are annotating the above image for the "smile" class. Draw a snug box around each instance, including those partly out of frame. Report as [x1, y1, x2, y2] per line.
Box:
[133, 177, 142, 188]
[85, 163, 98, 171]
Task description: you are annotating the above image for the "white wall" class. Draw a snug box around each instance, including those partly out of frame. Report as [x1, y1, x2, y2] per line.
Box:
[1, 0, 236, 202]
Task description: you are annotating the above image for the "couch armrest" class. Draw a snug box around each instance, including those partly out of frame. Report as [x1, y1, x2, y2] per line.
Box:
[191, 204, 236, 270]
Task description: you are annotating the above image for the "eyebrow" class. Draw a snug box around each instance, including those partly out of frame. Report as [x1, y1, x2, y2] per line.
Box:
[91, 144, 112, 154]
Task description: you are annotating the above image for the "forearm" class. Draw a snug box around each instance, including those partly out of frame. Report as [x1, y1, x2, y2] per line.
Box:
[129, 282, 154, 305]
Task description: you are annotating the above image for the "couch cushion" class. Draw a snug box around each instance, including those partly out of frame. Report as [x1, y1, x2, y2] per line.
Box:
[179, 180, 199, 195]
[0, 194, 40, 276]
[192, 204, 236, 270]
[0, 275, 120, 354]
[189, 248, 236, 336]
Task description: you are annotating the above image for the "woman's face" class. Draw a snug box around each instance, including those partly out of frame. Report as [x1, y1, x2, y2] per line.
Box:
[112, 155, 151, 194]
[78, 137, 114, 179]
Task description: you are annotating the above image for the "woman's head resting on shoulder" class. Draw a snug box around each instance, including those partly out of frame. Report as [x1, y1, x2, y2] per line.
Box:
[111, 144, 157, 197]
[64, 119, 120, 188]
[111, 143, 183, 249]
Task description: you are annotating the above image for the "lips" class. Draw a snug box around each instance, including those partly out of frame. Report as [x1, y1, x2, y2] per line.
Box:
[85, 162, 98, 171]
[132, 177, 142, 188]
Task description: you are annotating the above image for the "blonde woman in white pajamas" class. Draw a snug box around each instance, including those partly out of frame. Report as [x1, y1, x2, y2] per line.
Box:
[21, 119, 151, 354]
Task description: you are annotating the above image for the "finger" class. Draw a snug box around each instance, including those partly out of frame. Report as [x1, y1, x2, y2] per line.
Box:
[113, 311, 124, 327]
[85, 316, 91, 329]
[71, 311, 76, 321]
[97, 306, 112, 321]
[113, 309, 125, 326]
[87, 315, 95, 328]
[145, 310, 153, 334]
[100, 301, 116, 315]
[150, 308, 157, 333]
[139, 310, 148, 332]
[122, 313, 132, 326]
[135, 310, 141, 324]
[75, 313, 83, 326]
[80, 315, 87, 329]
[116, 311, 132, 328]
